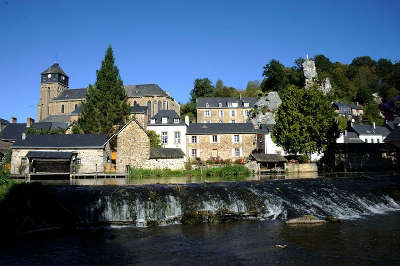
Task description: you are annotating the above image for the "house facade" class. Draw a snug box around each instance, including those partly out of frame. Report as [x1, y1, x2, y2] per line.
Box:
[186, 123, 256, 161]
[147, 110, 187, 156]
[352, 123, 390, 143]
[196, 97, 257, 123]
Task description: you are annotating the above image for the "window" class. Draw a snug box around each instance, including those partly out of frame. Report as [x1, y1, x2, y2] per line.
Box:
[174, 118, 180, 124]
[205, 103, 209, 107]
[231, 120, 236, 123]
[212, 149, 218, 158]
[150, 119, 156, 124]
[175, 131, 181, 144]
[231, 110, 236, 117]
[61, 104, 65, 113]
[162, 117, 168, 124]
[219, 110, 224, 117]
[233, 135, 240, 143]
[365, 138, 368, 143]
[191, 149, 197, 157]
[244, 102, 249, 107]
[162, 132, 168, 144]
[204, 110, 211, 117]
[232, 102, 238, 107]
[191, 136, 198, 143]
[212, 135, 218, 143]
[158, 101, 162, 111]
[76, 158, 81, 165]
[234, 148, 240, 157]
[74, 104, 78, 111]
[244, 110, 249, 117]
[218, 102, 222, 107]
[227, 102, 233, 107]
[163, 101, 167, 110]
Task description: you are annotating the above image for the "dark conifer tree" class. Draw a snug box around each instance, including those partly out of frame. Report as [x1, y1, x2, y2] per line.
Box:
[77, 46, 130, 135]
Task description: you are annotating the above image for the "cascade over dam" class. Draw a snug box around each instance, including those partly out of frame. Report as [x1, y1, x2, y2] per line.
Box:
[2, 176, 400, 233]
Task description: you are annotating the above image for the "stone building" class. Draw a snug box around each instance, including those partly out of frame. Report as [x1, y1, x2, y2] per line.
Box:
[10, 134, 109, 176]
[196, 97, 257, 123]
[186, 123, 256, 161]
[114, 112, 186, 172]
[37, 63, 180, 123]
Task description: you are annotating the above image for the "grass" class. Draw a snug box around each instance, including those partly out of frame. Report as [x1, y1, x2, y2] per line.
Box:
[129, 165, 251, 179]
[0, 167, 14, 201]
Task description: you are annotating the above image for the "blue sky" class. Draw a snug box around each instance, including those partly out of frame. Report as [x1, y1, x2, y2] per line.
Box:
[0, 0, 399, 121]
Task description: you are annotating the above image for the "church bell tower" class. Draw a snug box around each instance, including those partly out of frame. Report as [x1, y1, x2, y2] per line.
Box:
[37, 63, 69, 121]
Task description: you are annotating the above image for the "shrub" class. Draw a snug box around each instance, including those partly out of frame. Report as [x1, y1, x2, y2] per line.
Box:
[223, 159, 232, 165]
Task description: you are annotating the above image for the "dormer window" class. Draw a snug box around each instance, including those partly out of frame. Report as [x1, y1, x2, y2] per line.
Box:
[232, 102, 238, 107]
[227, 102, 232, 107]
[162, 117, 168, 124]
[244, 102, 249, 107]
[205, 103, 209, 107]
[150, 119, 156, 124]
[218, 102, 222, 107]
[174, 118, 180, 124]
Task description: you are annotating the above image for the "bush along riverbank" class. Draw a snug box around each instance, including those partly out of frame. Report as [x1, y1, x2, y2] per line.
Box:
[129, 165, 251, 179]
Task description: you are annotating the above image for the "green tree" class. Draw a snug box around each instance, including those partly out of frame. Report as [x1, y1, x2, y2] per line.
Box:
[362, 101, 384, 126]
[78, 46, 130, 135]
[272, 86, 339, 159]
[215, 86, 239, 97]
[215, 79, 224, 90]
[314, 54, 333, 75]
[180, 101, 196, 123]
[190, 78, 215, 102]
[261, 59, 289, 93]
[242, 80, 262, 97]
[147, 130, 161, 148]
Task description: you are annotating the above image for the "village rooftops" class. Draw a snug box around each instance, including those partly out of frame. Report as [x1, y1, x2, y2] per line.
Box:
[187, 123, 255, 135]
[41, 115, 72, 124]
[51, 84, 170, 101]
[352, 124, 390, 137]
[0, 123, 27, 141]
[196, 97, 257, 109]
[149, 110, 183, 125]
[12, 134, 108, 149]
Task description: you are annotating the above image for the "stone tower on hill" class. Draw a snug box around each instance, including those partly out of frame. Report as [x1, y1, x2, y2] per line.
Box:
[37, 63, 69, 121]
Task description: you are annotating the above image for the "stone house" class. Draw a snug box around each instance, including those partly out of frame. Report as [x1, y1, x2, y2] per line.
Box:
[37, 63, 180, 123]
[147, 110, 188, 157]
[186, 123, 256, 161]
[10, 134, 109, 176]
[196, 97, 257, 123]
[114, 112, 186, 172]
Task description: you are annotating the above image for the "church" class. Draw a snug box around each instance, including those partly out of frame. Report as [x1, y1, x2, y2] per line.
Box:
[37, 63, 180, 123]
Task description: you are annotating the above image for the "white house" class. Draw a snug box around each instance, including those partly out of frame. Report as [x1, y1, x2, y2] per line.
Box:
[256, 124, 285, 155]
[147, 110, 187, 158]
[352, 123, 390, 143]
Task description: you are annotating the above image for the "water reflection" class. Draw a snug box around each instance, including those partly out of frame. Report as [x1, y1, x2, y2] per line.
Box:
[31, 172, 320, 186]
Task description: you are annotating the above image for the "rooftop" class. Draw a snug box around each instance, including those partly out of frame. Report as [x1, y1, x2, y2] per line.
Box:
[187, 123, 255, 134]
[250, 153, 287, 163]
[12, 134, 108, 149]
[0, 123, 27, 141]
[26, 151, 76, 160]
[149, 110, 183, 125]
[196, 97, 257, 108]
[352, 124, 390, 137]
[41, 63, 68, 77]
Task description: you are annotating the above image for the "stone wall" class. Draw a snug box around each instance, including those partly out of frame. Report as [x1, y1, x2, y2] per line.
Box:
[116, 119, 150, 172]
[186, 133, 256, 161]
[48, 100, 83, 117]
[196, 108, 251, 123]
[144, 158, 185, 170]
[285, 163, 318, 173]
[10, 148, 108, 175]
[37, 82, 68, 121]
[128, 96, 180, 117]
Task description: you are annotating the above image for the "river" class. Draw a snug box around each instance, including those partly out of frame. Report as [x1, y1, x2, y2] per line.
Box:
[0, 175, 399, 265]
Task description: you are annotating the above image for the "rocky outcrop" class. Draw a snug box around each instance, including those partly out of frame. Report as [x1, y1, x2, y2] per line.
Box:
[286, 215, 326, 224]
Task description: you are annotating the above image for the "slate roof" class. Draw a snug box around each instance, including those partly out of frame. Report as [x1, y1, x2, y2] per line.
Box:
[347, 103, 363, 110]
[150, 147, 185, 159]
[250, 153, 287, 163]
[0, 118, 8, 125]
[333, 102, 363, 113]
[149, 110, 182, 125]
[187, 123, 255, 134]
[0, 123, 27, 141]
[31, 122, 69, 131]
[385, 126, 400, 142]
[26, 151, 76, 159]
[256, 124, 274, 134]
[51, 84, 169, 101]
[196, 97, 257, 108]
[343, 132, 364, 143]
[52, 88, 87, 101]
[41, 115, 71, 124]
[41, 63, 68, 77]
[352, 124, 390, 137]
[12, 134, 108, 149]
[131, 105, 148, 114]
[386, 117, 400, 130]
[125, 84, 169, 97]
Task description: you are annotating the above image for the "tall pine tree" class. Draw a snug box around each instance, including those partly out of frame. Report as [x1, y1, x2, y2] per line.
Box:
[77, 46, 130, 135]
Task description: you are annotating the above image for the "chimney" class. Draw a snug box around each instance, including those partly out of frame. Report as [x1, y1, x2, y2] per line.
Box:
[185, 115, 190, 126]
[22, 132, 26, 140]
[10, 117, 17, 123]
[239, 93, 242, 100]
[26, 117, 35, 128]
